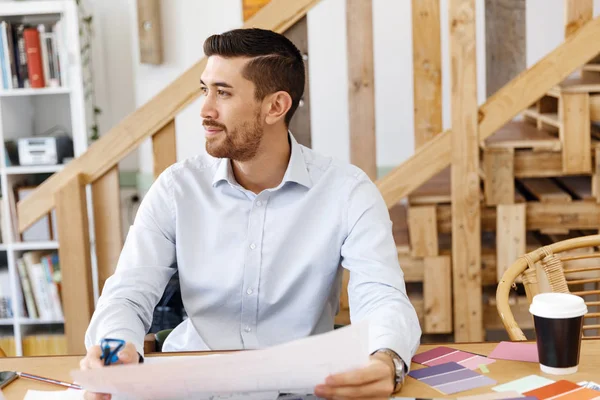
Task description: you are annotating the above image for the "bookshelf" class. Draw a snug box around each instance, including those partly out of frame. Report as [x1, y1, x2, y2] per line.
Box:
[0, 1, 88, 356]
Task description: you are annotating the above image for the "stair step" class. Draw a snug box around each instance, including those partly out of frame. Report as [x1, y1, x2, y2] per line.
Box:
[522, 107, 561, 130]
[583, 63, 600, 72]
[519, 178, 572, 203]
[555, 176, 594, 201]
[483, 120, 561, 151]
[552, 74, 600, 94]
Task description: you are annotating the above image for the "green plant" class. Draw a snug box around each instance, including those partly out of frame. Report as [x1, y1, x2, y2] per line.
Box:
[75, 0, 101, 141]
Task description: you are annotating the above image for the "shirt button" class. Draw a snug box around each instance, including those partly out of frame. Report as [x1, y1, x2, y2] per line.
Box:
[246, 288, 253, 295]
[249, 243, 256, 250]
[244, 326, 251, 333]
[256, 200, 263, 207]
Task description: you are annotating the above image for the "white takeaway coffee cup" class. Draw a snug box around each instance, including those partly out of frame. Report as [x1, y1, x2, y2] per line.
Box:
[529, 293, 588, 375]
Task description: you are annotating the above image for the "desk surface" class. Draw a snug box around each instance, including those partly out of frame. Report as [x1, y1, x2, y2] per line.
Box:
[0, 341, 599, 399]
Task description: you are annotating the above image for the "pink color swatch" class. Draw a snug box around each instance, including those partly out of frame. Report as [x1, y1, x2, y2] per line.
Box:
[412, 346, 496, 370]
[488, 341, 539, 363]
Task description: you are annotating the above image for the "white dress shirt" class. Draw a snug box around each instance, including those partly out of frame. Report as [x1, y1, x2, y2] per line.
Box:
[85, 134, 421, 366]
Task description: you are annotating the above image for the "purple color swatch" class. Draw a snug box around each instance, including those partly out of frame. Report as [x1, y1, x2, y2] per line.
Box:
[435, 375, 497, 395]
[421, 369, 475, 386]
[408, 361, 464, 379]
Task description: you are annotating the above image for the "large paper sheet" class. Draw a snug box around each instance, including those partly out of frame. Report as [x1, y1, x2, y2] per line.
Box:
[71, 322, 369, 399]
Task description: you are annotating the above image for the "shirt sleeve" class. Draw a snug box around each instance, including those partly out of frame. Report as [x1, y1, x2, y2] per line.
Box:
[85, 168, 177, 356]
[340, 172, 421, 369]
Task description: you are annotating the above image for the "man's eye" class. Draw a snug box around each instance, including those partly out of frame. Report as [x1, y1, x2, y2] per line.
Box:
[200, 87, 208, 95]
[217, 90, 230, 97]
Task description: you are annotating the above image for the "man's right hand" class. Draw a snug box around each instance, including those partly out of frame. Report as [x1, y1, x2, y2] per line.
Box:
[79, 342, 140, 400]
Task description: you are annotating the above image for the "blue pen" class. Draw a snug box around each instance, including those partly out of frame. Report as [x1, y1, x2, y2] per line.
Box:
[100, 338, 126, 366]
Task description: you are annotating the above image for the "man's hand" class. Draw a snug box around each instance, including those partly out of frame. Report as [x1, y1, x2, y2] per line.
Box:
[314, 352, 396, 399]
[79, 342, 140, 400]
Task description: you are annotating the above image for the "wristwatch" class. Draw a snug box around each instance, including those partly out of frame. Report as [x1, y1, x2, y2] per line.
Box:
[373, 348, 406, 393]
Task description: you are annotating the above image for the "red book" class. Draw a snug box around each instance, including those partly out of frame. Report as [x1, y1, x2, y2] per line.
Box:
[23, 28, 45, 88]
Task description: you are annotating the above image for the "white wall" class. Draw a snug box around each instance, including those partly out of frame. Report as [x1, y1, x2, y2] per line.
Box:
[90, 0, 600, 175]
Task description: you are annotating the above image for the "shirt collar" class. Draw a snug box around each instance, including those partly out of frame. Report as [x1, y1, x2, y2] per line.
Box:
[211, 132, 312, 189]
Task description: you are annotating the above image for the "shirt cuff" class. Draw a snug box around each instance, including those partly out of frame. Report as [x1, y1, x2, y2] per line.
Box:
[369, 333, 415, 373]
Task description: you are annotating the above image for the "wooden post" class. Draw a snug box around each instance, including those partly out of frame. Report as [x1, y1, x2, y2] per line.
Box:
[408, 206, 438, 257]
[485, 0, 526, 97]
[560, 93, 591, 174]
[450, 0, 482, 342]
[55, 174, 93, 354]
[284, 17, 312, 148]
[496, 204, 526, 283]
[92, 166, 123, 294]
[565, 0, 593, 38]
[483, 148, 514, 206]
[412, 0, 442, 149]
[152, 120, 177, 179]
[346, 0, 376, 180]
[424, 256, 453, 333]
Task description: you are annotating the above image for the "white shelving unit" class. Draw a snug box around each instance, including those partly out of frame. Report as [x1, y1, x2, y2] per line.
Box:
[0, 1, 87, 356]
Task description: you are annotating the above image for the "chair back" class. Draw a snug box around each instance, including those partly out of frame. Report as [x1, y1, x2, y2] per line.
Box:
[496, 234, 600, 340]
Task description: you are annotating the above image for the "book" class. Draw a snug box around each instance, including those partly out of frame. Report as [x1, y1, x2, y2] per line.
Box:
[23, 27, 45, 88]
[0, 22, 14, 90]
[17, 257, 38, 319]
[13, 23, 30, 88]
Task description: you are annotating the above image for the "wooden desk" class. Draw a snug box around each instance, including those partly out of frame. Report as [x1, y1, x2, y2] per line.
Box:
[1, 341, 599, 399]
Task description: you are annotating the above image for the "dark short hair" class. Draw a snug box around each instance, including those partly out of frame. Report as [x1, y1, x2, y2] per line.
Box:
[203, 28, 305, 126]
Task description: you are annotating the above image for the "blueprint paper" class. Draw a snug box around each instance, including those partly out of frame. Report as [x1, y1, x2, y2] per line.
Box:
[71, 322, 369, 399]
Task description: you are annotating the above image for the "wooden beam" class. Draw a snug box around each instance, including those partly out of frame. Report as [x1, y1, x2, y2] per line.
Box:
[590, 95, 600, 121]
[17, 0, 323, 232]
[483, 148, 514, 206]
[424, 256, 452, 333]
[527, 201, 600, 231]
[376, 15, 600, 207]
[346, 0, 376, 180]
[243, 0, 272, 21]
[152, 119, 177, 179]
[561, 93, 591, 174]
[408, 206, 438, 257]
[412, 0, 442, 149]
[284, 17, 311, 148]
[565, 0, 593, 38]
[496, 204, 526, 283]
[55, 174, 93, 354]
[92, 166, 123, 294]
[514, 150, 565, 178]
[595, 148, 600, 203]
[450, 0, 482, 342]
[485, 0, 526, 97]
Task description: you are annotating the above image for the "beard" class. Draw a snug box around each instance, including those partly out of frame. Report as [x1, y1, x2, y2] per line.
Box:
[204, 111, 264, 162]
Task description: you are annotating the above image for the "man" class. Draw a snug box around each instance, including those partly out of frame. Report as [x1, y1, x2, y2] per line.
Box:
[81, 28, 421, 400]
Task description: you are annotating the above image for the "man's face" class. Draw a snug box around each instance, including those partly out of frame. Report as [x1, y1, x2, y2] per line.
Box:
[200, 56, 265, 161]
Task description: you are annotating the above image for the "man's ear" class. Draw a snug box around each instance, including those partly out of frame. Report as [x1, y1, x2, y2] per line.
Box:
[264, 91, 293, 125]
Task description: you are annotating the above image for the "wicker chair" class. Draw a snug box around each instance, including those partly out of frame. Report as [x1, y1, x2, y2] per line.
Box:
[496, 234, 600, 341]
